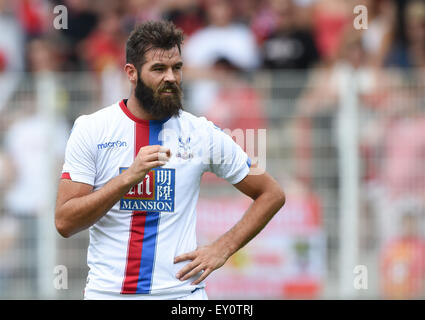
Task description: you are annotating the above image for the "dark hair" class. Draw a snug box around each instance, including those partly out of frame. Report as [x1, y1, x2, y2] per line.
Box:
[126, 20, 184, 70]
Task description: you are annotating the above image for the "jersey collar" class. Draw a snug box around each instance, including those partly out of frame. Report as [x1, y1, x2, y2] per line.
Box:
[119, 99, 171, 126]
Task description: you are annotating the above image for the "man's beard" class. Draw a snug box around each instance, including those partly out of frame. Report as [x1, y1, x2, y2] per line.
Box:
[134, 74, 183, 119]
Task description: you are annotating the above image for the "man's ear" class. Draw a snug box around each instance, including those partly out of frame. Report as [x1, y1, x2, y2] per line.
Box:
[124, 63, 138, 85]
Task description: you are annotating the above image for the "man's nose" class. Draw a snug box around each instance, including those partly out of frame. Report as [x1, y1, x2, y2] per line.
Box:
[164, 68, 177, 83]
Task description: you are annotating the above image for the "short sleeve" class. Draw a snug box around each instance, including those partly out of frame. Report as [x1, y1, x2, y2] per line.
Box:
[61, 115, 96, 185]
[204, 120, 251, 184]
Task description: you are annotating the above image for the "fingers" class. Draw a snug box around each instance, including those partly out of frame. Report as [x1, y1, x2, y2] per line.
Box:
[135, 145, 171, 171]
[161, 146, 172, 158]
[138, 145, 171, 156]
[142, 152, 169, 163]
[125, 145, 172, 185]
[176, 260, 213, 285]
[175, 260, 199, 280]
[191, 269, 212, 285]
[174, 251, 195, 264]
[147, 160, 167, 169]
[158, 151, 170, 162]
[138, 145, 171, 162]
[174, 249, 216, 285]
[181, 265, 205, 282]
[174, 251, 198, 280]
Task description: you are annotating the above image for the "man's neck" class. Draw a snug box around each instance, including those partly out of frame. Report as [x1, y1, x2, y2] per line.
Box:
[126, 94, 156, 121]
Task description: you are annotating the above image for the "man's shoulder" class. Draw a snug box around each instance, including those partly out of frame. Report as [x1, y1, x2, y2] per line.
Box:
[74, 102, 121, 126]
[177, 110, 200, 121]
[176, 110, 213, 129]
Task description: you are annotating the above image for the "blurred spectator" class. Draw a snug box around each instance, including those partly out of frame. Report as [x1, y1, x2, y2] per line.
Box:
[0, 151, 14, 199]
[162, 0, 206, 38]
[123, 0, 164, 27]
[183, 0, 260, 70]
[294, 29, 398, 186]
[250, 0, 282, 45]
[250, 0, 314, 46]
[261, 0, 319, 69]
[59, 0, 98, 70]
[292, 0, 315, 29]
[0, 208, 19, 297]
[360, 0, 396, 68]
[16, 0, 47, 39]
[183, 0, 260, 113]
[3, 109, 68, 217]
[385, 0, 425, 70]
[80, 9, 127, 74]
[295, 27, 403, 117]
[78, 8, 129, 107]
[202, 57, 267, 185]
[231, 0, 259, 25]
[380, 208, 425, 299]
[362, 82, 425, 247]
[61, 0, 98, 43]
[205, 58, 267, 132]
[2, 36, 69, 296]
[311, 0, 352, 63]
[0, 149, 18, 297]
[0, 0, 24, 111]
[2, 101, 68, 296]
[379, 112, 425, 199]
[27, 37, 64, 72]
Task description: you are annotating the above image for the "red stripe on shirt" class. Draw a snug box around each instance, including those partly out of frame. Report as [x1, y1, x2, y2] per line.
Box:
[121, 121, 150, 294]
[121, 212, 147, 293]
[61, 172, 71, 180]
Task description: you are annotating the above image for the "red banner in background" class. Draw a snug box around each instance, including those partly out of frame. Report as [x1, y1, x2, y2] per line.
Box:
[196, 189, 325, 299]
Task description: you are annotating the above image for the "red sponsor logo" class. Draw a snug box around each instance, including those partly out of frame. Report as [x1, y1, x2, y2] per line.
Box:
[122, 170, 155, 200]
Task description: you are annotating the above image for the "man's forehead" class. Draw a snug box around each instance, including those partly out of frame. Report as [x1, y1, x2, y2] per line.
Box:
[144, 46, 182, 64]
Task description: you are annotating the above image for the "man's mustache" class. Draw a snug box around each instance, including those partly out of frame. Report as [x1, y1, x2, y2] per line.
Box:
[157, 82, 181, 94]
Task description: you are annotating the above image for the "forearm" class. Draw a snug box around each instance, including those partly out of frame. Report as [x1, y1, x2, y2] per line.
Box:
[214, 190, 285, 259]
[174, 173, 285, 285]
[56, 171, 135, 237]
[174, 188, 285, 285]
[56, 145, 170, 238]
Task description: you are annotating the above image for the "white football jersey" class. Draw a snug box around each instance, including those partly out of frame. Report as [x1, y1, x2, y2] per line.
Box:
[61, 99, 250, 299]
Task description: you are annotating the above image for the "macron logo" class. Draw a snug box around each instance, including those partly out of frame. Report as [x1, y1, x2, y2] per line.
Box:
[97, 140, 128, 150]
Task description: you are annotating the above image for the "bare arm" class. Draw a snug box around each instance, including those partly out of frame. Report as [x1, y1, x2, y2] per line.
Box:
[174, 170, 285, 284]
[55, 145, 170, 238]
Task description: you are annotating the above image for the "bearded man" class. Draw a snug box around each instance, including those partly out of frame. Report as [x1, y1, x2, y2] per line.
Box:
[55, 20, 285, 300]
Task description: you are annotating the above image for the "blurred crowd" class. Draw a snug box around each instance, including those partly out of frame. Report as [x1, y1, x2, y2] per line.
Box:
[0, 0, 425, 299]
[0, 0, 423, 74]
